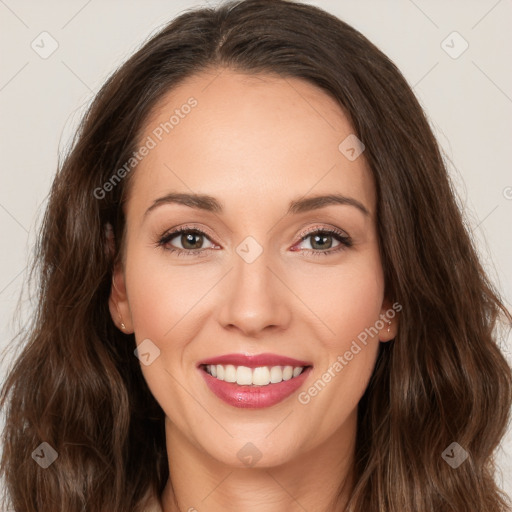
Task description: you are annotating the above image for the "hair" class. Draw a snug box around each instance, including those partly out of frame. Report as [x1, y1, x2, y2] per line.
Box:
[1, 0, 511, 510]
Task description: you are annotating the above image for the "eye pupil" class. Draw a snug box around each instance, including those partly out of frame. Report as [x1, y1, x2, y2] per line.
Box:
[182, 232, 203, 249]
[311, 233, 332, 250]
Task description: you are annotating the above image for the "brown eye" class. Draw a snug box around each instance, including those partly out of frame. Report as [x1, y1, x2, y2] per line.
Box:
[308, 232, 335, 250]
[176, 231, 205, 250]
[157, 227, 216, 256]
[295, 229, 352, 255]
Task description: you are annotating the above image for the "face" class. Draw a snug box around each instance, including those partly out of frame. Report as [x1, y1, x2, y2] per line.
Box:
[110, 68, 396, 469]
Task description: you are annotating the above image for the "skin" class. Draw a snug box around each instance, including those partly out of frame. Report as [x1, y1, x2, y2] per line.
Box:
[109, 67, 397, 512]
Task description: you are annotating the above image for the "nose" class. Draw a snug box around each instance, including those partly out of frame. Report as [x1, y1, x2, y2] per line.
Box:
[216, 248, 292, 338]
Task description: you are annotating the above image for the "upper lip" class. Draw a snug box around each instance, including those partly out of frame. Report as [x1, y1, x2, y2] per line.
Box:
[197, 353, 313, 368]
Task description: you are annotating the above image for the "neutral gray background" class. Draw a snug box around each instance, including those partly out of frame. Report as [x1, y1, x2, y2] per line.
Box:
[1, 0, 511, 498]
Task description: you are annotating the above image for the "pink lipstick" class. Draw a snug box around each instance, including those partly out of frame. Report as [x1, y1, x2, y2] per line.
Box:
[197, 353, 313, 409]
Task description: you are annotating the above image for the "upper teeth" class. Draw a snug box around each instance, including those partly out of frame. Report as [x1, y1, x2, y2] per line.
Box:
[205, 364, 305, 386]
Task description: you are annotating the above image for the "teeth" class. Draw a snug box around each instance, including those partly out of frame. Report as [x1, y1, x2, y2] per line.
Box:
[204, 364, 306, 386]
[224, 364, 236, 383]
[292, 366, 303, 377]
[253, 366, 270, 386]
[236, 366, 252, 385]
[282, 366, 293, 381]
[270, 365, 282, 383]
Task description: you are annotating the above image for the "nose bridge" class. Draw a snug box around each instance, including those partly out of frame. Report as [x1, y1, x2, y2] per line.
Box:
[217, 237, 290, 335]
[234, 243, 272, 294]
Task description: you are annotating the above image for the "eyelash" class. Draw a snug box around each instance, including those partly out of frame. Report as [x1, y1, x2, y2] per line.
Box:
[156, 224, 353, 258]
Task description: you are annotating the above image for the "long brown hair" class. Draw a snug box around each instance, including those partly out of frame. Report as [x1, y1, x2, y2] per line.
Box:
[1, 1, 511, 510]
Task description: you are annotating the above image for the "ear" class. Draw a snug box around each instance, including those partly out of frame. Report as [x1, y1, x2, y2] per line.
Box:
[109, 266, 133, 333]
[105, 223, 133, 333]
[378, 298, 400, 343]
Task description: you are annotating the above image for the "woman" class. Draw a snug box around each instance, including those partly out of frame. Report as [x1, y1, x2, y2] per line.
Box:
[1, 0, 511, 511]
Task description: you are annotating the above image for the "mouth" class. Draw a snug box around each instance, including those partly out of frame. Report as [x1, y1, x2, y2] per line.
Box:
[200, 363, 310, 386]
[197, 353, 313, 409]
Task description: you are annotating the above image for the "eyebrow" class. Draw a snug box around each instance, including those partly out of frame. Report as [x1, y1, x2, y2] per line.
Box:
[144, 192, 370, 218]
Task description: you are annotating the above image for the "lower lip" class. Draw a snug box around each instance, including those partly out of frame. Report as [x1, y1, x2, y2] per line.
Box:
[199, 366, 312, 409]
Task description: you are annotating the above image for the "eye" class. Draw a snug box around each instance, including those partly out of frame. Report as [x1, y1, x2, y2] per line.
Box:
[156, 225, 352, 258]
[157, 226, 216, 257]
[293, 227, 352, 256]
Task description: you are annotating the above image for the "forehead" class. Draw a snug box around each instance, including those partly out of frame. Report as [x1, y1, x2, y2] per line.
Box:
[127, 68, 375, 220]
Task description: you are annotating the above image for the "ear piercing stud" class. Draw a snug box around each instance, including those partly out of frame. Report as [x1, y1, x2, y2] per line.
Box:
[112, 276, 126, 331]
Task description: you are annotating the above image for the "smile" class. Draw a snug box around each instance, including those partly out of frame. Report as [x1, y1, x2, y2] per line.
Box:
[197, 353, 313, 409]
[203, 364, 306, 386]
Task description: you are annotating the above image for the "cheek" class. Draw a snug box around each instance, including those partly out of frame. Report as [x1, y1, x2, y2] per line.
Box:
[291, 252, 384, 408]
[124, 244, 209, 340]
[295, 272, 383, 429]
[123, 247, 208, 409]
[291, 253, 385, 348]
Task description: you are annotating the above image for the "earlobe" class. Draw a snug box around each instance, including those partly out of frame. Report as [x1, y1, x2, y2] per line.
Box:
[378, 299, 399, 343]
[379, 318, 395, 343]
[109, 268, 133, 333]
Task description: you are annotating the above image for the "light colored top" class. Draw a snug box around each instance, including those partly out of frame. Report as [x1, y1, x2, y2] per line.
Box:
[144, 493, 164, 512]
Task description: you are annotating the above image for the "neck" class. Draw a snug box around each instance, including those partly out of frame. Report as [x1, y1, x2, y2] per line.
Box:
[160, 414, 356, 512]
